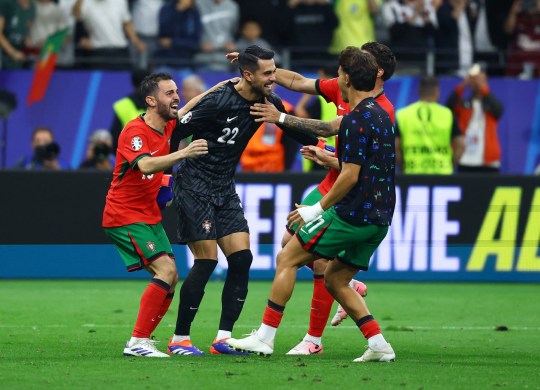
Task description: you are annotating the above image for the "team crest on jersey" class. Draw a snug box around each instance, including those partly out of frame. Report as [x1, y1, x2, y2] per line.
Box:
[202, 220, 212, 233]
[180, 112, 192, 124]
[131, 136, 143, 151]
[146, 241, 156, 252]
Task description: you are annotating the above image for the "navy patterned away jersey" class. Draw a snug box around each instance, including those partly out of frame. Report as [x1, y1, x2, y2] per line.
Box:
[335, 97, 396, 226]
[176, 81, 287, 195]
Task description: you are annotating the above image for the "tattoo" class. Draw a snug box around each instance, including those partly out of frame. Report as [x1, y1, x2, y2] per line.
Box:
[288, 74, 296, 89]
[284, 115, 337, 137]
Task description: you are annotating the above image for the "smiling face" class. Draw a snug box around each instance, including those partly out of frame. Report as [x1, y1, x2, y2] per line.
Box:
[245, 58, 277, 98]
[149, 79, 180, 121]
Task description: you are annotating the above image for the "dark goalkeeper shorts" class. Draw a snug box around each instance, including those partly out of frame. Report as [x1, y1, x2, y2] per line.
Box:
[174, 186, 249, 244]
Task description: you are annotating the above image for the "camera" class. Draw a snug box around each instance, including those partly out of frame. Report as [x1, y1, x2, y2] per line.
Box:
[93, 143, 111, 162]
[34, 142, 61, 164]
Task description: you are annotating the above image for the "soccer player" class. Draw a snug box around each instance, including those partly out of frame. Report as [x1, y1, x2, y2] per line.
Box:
[227, 47, 397, 362]
[167, 45, 322, 356]
[103, 72, 223, 357]
[226, 41, 396, 355]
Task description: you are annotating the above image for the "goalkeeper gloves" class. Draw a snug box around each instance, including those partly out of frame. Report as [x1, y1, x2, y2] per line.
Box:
[157, 174, 173, 209]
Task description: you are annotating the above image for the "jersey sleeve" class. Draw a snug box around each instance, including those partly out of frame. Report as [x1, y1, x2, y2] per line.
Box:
[177, 93, 219, 135]
[118, 124, 153, 169]
[316, 78, 340, 104]
[340, 114, 368, 166]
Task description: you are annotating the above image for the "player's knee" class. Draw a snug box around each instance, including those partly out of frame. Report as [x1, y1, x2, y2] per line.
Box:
[226, 249, 253, 278]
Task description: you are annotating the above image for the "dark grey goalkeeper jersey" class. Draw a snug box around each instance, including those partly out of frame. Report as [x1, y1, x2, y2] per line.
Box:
[176, 81, 316, 196]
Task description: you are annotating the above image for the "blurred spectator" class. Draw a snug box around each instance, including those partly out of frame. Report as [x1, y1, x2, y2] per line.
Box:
[155, 0, 202, 71]
[395, 76, 465, 174]
[79, 129, 115, 171]
[57, 0, 78, 67]
[13, 126, 67, 170]
[130, 0, 166, 70]
[236, 20, 279, 63]
[240, 93, 297, 172]
[293, 65, 338, 172]
[170, 74, 206, 153]
[382, 0, 437, 71]
[71, 0, 145, 70]
[446, 64, 503, 173]
[457, 0, 499, 76]
[287, 0, 338, 68]
[194, 0, 239, 71]
[435, 0, 465, 75]
[233, 0, 291, 49]
[329, 0, 381, 55]
[28, 0, 69, 60]
[110, 69, 149, 152]
[0, 0, 35, 69]
[504, 0, 540, 78]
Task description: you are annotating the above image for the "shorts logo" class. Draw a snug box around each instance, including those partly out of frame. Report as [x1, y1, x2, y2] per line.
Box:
[146, 241, 156, 252]
[131, 136, 143, 151]
[202, 220, 212, 233]
[180, 112, 192, 124]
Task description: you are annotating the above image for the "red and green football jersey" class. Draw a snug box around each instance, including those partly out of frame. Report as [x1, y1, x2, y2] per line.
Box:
[315, 78, 395, 195]
[102, 116, 176, 228]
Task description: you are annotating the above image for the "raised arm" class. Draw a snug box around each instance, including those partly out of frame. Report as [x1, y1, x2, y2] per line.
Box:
[137, 139, 208, 175]
[178, 77, 239, 118]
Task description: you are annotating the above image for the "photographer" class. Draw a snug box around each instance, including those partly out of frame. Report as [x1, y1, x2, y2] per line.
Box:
[79, 129, 114, 171]
[13, 126, 67, 170]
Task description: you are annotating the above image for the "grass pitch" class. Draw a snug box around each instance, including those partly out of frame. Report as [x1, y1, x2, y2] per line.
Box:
[0, 280, 539, 390]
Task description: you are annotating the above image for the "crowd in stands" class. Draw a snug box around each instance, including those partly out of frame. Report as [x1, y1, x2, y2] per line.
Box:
[1, 0, 538, 77]
[1, 0, 537, 174]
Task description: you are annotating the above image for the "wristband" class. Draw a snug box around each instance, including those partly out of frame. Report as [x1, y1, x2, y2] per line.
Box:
[278, 112, 287, 124]
[297, 201, 324, 223]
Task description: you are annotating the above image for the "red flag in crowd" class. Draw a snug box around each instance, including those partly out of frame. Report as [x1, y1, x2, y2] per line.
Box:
[26, 28, 69, 105]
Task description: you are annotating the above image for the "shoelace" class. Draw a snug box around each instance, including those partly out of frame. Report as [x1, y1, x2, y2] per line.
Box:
[138, 339, 160, 351]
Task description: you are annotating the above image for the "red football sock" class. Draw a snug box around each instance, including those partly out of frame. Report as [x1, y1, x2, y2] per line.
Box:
[262, 300, 285, 328]
[132, 279, 170, 338]
[148, 292, 174, 335]
[307, 275, 334, 337]
[358, 316, 381, 339]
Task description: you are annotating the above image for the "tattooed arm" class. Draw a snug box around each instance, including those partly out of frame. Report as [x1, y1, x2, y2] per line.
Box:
[250, 99, 342, 137]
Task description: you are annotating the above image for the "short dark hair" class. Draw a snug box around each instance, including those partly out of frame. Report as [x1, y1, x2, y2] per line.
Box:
[131, 69, 151, 89]
[238, 45, 275, 74]
[140, 73, 173, 106]
[361, 42, 396, 82]
[339, 47, 378, 92]
[418, 76, 439, 99]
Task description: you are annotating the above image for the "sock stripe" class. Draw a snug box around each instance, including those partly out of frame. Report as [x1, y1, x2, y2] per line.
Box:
[356, 314, 375, 328]
[151, 278, 171, 292]
[267, 299, 285, 313]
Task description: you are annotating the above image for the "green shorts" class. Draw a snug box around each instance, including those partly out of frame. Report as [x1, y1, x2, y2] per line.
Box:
[287, 187, 324, 234]
[296, 207, 389, 270]
[104, 222, 174, 272]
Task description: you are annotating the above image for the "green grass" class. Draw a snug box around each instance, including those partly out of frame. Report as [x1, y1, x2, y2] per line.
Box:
[0, 280, 539, 389]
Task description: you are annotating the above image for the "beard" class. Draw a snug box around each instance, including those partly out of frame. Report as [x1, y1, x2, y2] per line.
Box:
[157, 100, 177, 121]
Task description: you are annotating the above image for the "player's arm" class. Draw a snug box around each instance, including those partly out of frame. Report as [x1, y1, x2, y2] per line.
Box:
[288, 161, 359, 226]
[137, 139, 208, 175]
[177, 77, 239, 118]
[300, 145, 340, 170]
[251, 99, 341, 138]
[275, 68, 317, 94]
